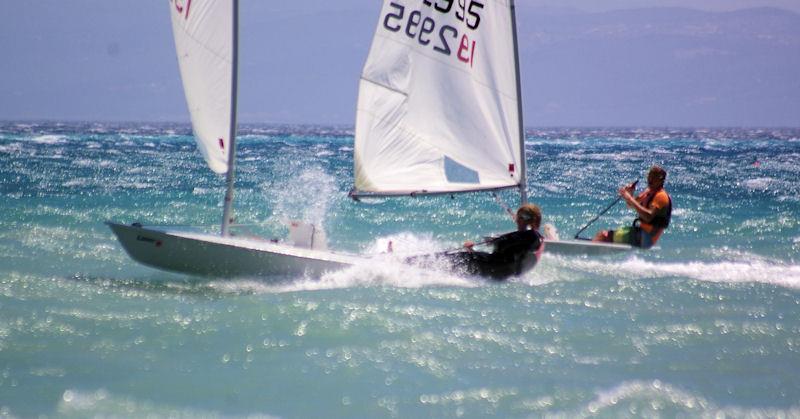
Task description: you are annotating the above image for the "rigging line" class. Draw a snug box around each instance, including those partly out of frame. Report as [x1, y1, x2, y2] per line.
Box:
[491, 191, 516, 220]
[573, 179, 639, 239]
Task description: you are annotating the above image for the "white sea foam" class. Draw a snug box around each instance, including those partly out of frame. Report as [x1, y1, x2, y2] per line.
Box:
[63, 178, 89, 188]
[206, 263, 477, 295]
[277, 259, 477, 293]
[742, 177, 775, 190]
[207, 233, 479, 294]
[565, 256, 800, 290]
[73, 158, 93, 167]
[583, 380, 709, 414]
[56, 388, 280, 418]
[362, 231, 443, 257]
[30, 135, 66, 144]
[117, 181, 153, 189]
[573, 380, 800, 417]
[0, 143, 22, 153]
[270, 165, 337, 228]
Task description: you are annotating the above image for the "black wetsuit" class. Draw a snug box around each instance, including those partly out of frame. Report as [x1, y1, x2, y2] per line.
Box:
[408, 229, 543, 281]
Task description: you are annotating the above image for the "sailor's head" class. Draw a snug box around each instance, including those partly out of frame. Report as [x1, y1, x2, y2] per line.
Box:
[516, 204, 541, 230]
[647, 165, 667, 188]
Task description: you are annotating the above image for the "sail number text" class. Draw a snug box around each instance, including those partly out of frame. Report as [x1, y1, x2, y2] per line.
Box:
[383, 1, 485, 67]
[170, 0, 192, 20]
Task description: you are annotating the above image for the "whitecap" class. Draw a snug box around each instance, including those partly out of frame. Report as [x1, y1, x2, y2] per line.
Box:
[73, 159, 93, 167]
[205, 233, 479, 294]
[63, 179, 89, 187]
[0, 143, 22, 153]
[584, 380, 709, 414]
[30, 135, 66, 144]
[742, 177, 774, 190]
[570, 380, 800, 417]
[265, 258, 478, 293]
[567, 256, 800, 290]
[56, 388, 280, 418]
[118, 182, 153, 189]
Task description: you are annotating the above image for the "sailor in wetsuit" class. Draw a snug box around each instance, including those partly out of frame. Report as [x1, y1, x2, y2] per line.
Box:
[448, 204, 544, 280]
[593, 165, 673, 248]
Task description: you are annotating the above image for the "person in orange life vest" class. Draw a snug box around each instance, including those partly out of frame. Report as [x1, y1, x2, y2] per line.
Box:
[593, 165, 672, 249]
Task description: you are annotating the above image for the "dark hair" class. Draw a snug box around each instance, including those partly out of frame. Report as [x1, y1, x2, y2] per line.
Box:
[516, 204, 541, 229]
[649, 165, 666, 182]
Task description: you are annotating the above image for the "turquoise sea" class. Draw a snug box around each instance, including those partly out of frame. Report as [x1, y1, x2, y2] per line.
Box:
[1, 122, 799, 417]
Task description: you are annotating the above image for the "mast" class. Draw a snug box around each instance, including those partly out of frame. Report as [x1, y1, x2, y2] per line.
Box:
[509, 0, 528, 206]
[221, 0, 239, 236]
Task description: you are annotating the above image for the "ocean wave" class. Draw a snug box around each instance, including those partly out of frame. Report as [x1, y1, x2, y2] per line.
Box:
[565, 380, 800, 417]
[0, 142, 22, 153]
[741, 177, 776, 191]
[55, 389, 280, 418]
[206, 258, 479, 295]
[30, 134, 67, 144]
[565, 256, 800, 290]
[63, 178, 89, 188]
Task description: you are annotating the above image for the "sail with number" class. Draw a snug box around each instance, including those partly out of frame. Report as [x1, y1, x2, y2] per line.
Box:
[353, 0, 525, 197]
[169, 0, 236, 174]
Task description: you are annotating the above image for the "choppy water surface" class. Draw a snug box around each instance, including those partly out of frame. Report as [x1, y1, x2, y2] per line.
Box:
[1, 122, 799, 417]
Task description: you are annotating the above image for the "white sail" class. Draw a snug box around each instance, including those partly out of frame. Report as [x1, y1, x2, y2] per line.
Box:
[169, 0, 234, 174]
[354, 0, 524, 196]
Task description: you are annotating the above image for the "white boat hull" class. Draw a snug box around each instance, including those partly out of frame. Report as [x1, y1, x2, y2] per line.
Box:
[106, 222, 361, 279]
[544, 239, 634, 256]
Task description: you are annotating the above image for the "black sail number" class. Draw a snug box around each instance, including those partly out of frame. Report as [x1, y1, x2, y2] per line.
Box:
[434, 25, 457, 56]
[434, 0, 453, 13]
[383, 2, 404, 32]
[405, 10, 422, 38]
[455, 0, 484, 30]
[381, 2, 473, 63]
[466, 1, 483, 30]
[419, 17, 436, 45]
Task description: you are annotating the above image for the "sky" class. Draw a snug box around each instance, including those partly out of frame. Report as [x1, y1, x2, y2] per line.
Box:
[0, 0, 798, 127]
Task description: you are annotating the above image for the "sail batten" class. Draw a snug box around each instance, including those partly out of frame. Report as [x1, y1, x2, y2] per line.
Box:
[354, 0, 525, 196]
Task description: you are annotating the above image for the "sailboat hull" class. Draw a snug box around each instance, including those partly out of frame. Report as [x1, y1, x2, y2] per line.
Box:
[106, 222, 359, 279]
